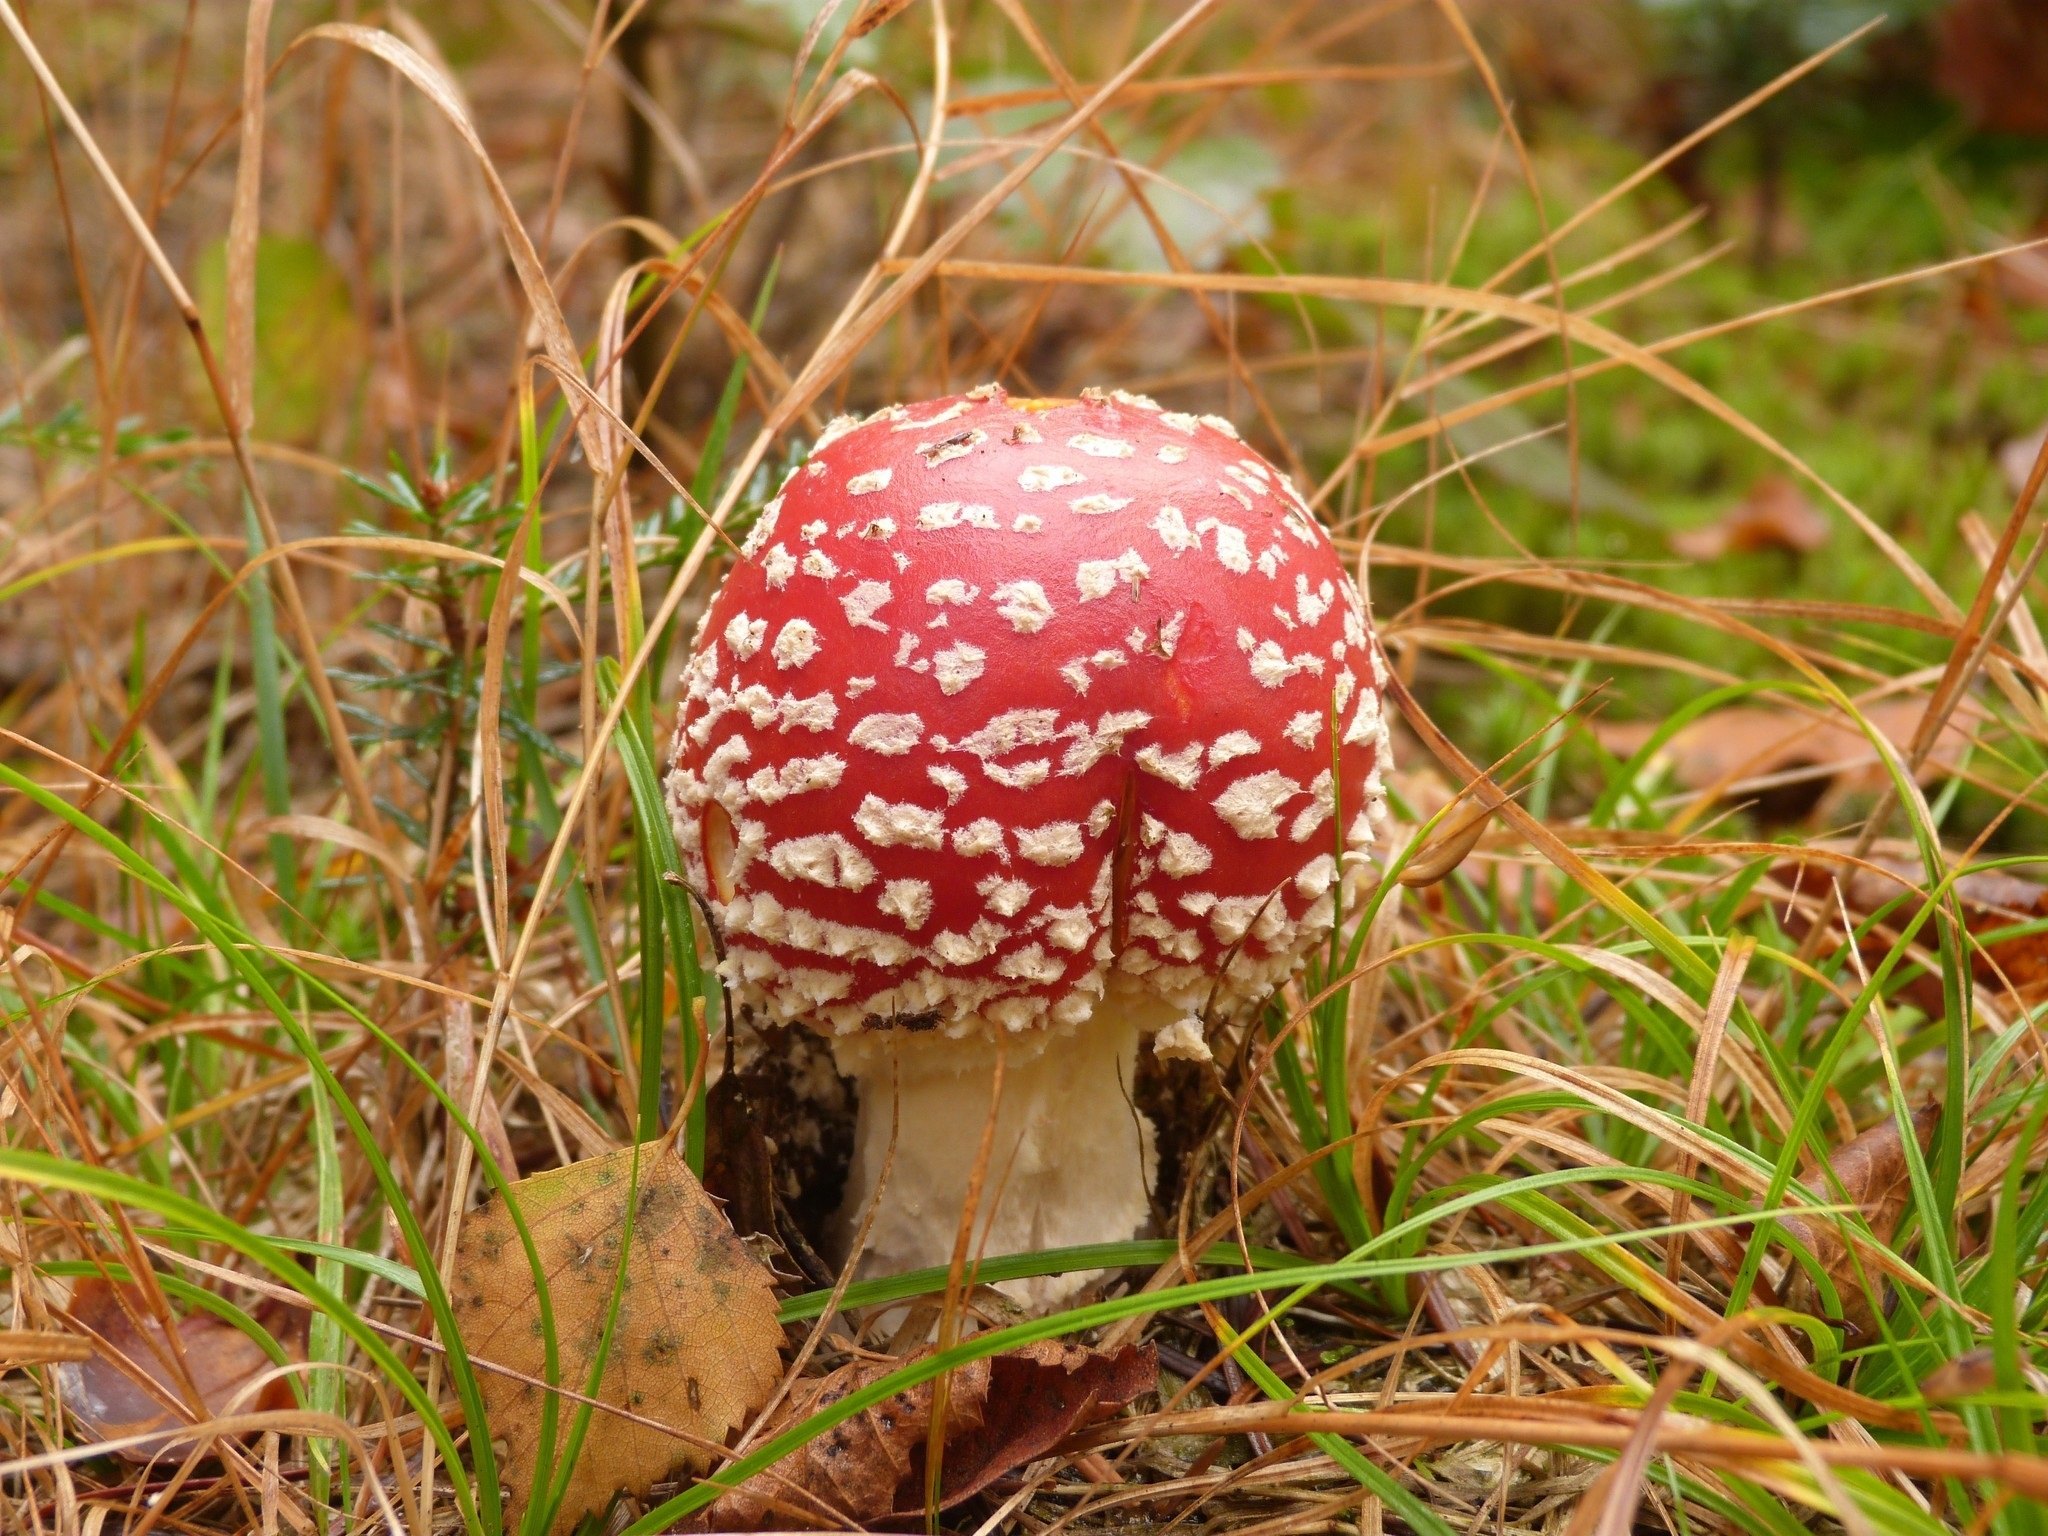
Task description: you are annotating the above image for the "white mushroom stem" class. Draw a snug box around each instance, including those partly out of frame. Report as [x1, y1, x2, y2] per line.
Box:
[827, 1005, 1163, 1312]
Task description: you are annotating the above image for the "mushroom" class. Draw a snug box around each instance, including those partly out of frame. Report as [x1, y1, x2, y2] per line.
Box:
[665, 385, 1391, 1307]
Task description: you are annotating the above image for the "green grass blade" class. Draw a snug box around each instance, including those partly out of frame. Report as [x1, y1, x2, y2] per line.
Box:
[240, 495, 300, 924]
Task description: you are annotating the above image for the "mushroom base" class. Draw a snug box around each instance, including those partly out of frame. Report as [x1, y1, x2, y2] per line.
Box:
[827, 1006, 1163, 1312]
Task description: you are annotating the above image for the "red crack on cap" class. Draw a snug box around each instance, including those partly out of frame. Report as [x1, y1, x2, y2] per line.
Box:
[665, 386, 1391, 1038]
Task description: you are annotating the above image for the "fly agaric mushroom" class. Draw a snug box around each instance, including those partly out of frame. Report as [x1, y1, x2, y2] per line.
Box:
[666, 385, 1390, 1305]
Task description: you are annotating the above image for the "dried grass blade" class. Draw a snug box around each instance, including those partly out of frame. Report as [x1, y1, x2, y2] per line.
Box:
[885, 255, 1941, 611]
[284, 24, 611, 474]
[1907, 429, 2048, 765]
[1665, 938, 1758, 1290]
[1476, 18, 1883, 297]
[763, 0, 1228, 445]
[0, 0, 401, 886]
[949, 63, 1464, 116]
[224, 0, 275, 434]
[986, 0, 1302, 475]
[1426, 0, 1579, 522]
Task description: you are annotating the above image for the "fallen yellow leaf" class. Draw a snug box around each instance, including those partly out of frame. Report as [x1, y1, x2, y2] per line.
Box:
[454, 1141, 784, 1536]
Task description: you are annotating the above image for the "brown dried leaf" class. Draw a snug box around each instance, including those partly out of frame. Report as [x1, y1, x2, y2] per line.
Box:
[454, 1141, 784, 1536]
[1777, 1102, 1941, 1341]
[692, 1341, 1156, 1530]
[1772, 856, 2048, 1013]
[1938, 0, 2048, 137]
[1670, 475, 1831, 561]
[1940, 866, 2048, 1000]
[1597, 699, 1978, 821]
[1398, 801, 1492, 888]
[1921, 1346, 2048, 1401]
[1920, 1348, 1998, 1402]
[57, 1278, 299, 1458]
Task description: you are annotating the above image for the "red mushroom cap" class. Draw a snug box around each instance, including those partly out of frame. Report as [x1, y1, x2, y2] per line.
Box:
[665, 386, 1391, 1039]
